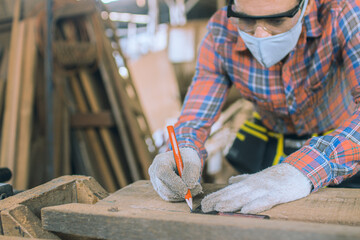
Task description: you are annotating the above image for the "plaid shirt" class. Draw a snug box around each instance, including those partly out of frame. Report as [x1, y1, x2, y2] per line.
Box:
[173, 0, 360, 191]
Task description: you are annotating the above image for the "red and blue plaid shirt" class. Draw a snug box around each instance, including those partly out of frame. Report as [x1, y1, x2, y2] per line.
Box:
[173, 0, 360, 191]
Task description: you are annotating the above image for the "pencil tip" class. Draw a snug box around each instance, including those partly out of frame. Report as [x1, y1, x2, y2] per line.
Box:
[186, 198, 193, 210]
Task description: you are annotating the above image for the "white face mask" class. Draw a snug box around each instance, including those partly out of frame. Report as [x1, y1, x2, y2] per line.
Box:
[238, 0, 309, 68]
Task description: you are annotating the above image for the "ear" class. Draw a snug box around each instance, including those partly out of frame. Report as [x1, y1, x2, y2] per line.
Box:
[304, 0, 313, 16]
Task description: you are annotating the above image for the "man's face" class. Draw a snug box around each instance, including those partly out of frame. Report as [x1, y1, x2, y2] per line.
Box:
[230, 0, 304, 37]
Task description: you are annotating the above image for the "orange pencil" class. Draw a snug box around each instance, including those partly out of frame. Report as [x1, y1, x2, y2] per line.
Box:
[167, 125, 193, 210]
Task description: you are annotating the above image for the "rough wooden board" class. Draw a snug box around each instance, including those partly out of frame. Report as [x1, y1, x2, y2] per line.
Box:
[41, 180, 360, 240]
[0, 236, 54, 240]
[88, 13, 142, 182]
[0, 48, 9, 123]
[97, 181, 360, 226]
[1, 204, 59, 239]
[261, 187, 360, 226]
[0, 175, 108, 238]
[127, 50, 182, 132]
[14, 17, 38, 190]
[79, 69, 129, 188]
[70, 112, 115, 128]
[41, 203, 360, 240]
[75, 177, 109, 205]
[69, 75, 117, 192]
[0, 175, 108, 212]
[95, 14, 154, 179]
[97, 180, 207, 212]
[0, 4, 24, 175]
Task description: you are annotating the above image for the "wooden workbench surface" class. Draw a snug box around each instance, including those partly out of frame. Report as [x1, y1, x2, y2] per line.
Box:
[41, 180, 360, 240]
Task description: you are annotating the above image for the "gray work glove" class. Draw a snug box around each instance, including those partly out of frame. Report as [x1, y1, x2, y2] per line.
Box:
[148, 148, 202, 201]
[201, 163, 312, 214]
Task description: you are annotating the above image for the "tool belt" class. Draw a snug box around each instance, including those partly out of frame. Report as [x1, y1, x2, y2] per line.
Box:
[225, 113, 332, 174]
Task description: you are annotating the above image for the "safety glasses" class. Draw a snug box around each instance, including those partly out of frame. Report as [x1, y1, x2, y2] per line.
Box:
[227, 0, 306, 35]
[227, 0, 305, 19]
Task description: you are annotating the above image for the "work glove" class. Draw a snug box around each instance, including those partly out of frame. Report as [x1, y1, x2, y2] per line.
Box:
[149, 148, 202, 201]
[201, 163, 312, 214]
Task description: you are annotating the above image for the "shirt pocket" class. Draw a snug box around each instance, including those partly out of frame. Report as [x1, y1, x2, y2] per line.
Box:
[304, 62, 335, 106]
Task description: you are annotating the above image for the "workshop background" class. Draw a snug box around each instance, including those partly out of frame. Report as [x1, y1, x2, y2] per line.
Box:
[0, 0, 253, 193]
[1, 1, 360, 239]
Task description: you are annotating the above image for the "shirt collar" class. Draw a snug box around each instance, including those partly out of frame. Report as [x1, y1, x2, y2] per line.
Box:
[303, 0, 322, 37]
[230, 0, 322, 52]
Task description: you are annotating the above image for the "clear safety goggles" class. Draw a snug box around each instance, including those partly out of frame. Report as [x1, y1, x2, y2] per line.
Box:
[227, 0, 305, 35]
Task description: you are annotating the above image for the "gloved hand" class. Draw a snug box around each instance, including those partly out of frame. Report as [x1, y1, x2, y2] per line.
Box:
[148, 148, 202, 201]
[201, 163, 312, 214]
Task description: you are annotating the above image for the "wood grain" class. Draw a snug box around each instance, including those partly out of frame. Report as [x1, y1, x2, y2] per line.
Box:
[14, 17, 38, 190]
[41, 181, 360, 240]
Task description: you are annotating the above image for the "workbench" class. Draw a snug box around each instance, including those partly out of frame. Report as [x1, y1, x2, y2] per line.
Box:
[1, 176, 360, 239]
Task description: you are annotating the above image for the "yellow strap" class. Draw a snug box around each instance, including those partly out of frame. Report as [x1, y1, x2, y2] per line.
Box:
[312, 129, 334, 137]
[268, 131, 282, 138]
[253, 112, 261, 120]
[267, 132, 286, 165]
[272, 134, 285, 165]
[323, 129, 334, 135]
[236, 132, 245, 141]
[241, 125, 268, 142]
[244, 121, 267, 133]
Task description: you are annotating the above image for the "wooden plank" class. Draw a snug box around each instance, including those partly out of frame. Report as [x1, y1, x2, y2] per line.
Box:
[42, 203, 360, 240]
[127, 50, 182, 132]
[78, 69, 129, 188]
[0, 19, 25, 175]
[261, 187, 360, 225]
[53, 0, 96, 21]
[95, 181, 360, 226]
[0, 0, 22, 170]
[0, 175, 108, 238]
[62, 105, 71, 176]
[59, 17, 119, 190]
[53, 70, 70, 178]
[111, 53, 153, 180]
[14, 18, 38, 190]
[88, 14, 142, 182]
[71, 111, 115, 128]
[1, 204, 59, 239]
[91, 9, 156, 176]
[64, 77, 93, 178]
[0, 175, 108, 214]
[97, 17, 152, 179]
[41, 181, 360, 240]
[53, 73, 65, 179]
[0, 48, 8, 123]
[69, 75, 117, 192]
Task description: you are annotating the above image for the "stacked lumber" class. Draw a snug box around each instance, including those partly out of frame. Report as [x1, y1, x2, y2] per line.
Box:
[0, 0, 157, 192]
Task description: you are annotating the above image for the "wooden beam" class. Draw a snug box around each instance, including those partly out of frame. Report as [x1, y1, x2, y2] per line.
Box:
[1, 204, 59, 239]
[96, 15, 152, 179]
[78, 69, 129, 188]
[53, 73, 66, 179]
[14, 17, 38, 190]
[0, 0, 24, 176]
[70, 111, 115, 128]
[89, 14, 142, 182]
[0, 175, 108, 238]
[69, 75, 117, 192]
[41, 181, 360, 240]
[0, 48, 8, 123]
[41, 203, 360, 240]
